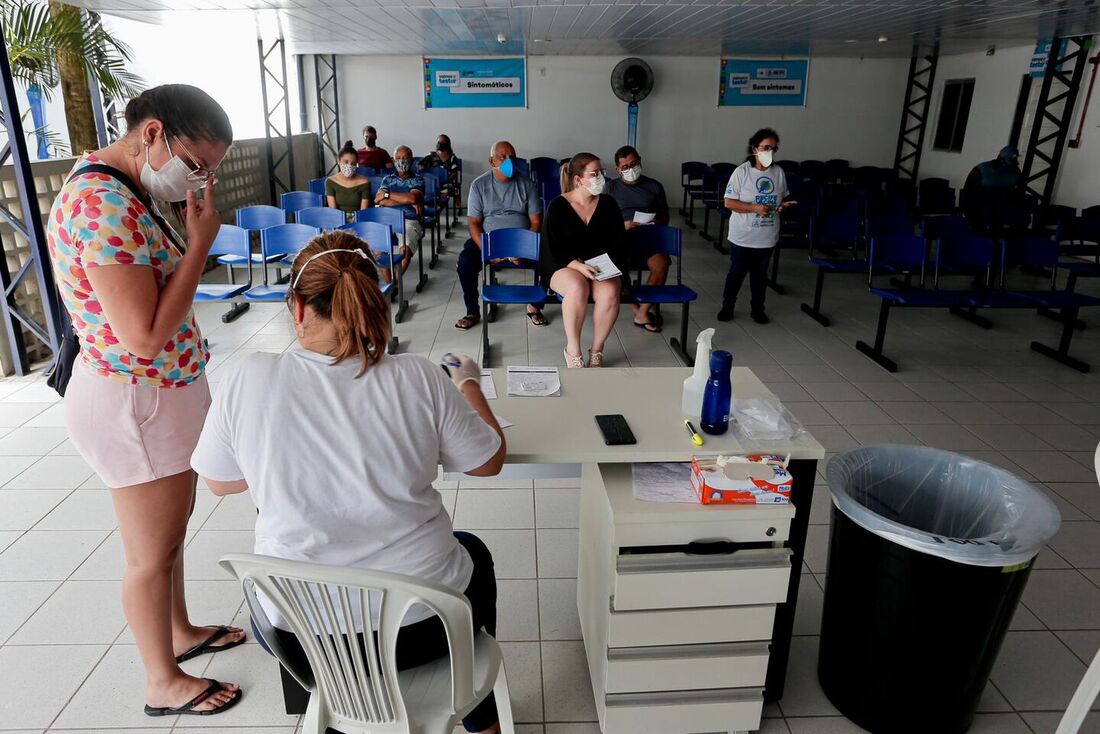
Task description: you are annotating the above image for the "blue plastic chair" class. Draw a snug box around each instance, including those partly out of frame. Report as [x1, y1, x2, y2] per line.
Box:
[296, 207, 346, 230]
[868, 215, 917, 238]
[625, 225, 699, 365]
[309, 178, 326, 197]
[236, 205, 286, 231]
[479, 229, 545, 368]
[280, 191, 323, 219]
[357, 166, 376, 178]
[679, 161, 707, 220]
[357, 207, 425, 295]
[934, 234, 997, 289]
[801, 211, 864, 326]
[530, 157, 559, 186]
[197, 225, 252, 299]
[541, 180, 562, 212]
[367, 176, 385, 199]
[699, 166, 733, 249]
[511, 157, 529, 179]
[800, 160, 826, 182]
[243, 224, 320, 300]
[340, 221, 407, 323]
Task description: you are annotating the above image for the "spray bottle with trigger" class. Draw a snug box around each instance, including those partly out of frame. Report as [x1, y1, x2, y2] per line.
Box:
[682, 328, 715, 421]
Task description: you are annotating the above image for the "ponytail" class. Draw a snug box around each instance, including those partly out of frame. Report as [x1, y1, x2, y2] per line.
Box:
[561, 152, 600, 193]
[288, 231, 392, 376]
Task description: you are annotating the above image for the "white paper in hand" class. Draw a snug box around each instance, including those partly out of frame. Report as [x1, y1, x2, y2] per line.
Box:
[584, 253, 622, 282]
[632, 211, 656, 225]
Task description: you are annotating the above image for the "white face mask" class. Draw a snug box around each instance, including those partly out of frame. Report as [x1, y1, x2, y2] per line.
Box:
[584, 173, 606, 196]
[621, 165, 641, 183]
[140, 136, 204, 202]
[339, 162, 356, 177]
[756, 149, 774, 168]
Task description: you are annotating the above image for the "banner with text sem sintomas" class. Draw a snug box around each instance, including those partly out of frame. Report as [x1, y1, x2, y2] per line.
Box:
[718, 58, 809, 107]
[423, 57, 527, 109]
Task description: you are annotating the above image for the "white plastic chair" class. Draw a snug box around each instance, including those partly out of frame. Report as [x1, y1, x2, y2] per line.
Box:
[1051, 441, 1100, 734]
[219, 553, 515, 734]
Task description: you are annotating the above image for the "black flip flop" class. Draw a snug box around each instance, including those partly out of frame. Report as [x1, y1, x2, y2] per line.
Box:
[526, 310, 549, 327]
[144, 678, 242, 717]
[175, 625, 246, 663]
[633, 319, 662, 333]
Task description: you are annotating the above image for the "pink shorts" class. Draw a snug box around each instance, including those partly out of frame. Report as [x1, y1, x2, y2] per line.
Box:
[65, 363, 212, 489]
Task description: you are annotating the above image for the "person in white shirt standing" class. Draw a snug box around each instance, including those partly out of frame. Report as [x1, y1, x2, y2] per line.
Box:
[717, 128, 797, 325]
[190, 231, 506, 734]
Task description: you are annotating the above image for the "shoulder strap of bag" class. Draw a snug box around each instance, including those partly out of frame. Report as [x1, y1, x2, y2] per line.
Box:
[67, 162, 186, 255]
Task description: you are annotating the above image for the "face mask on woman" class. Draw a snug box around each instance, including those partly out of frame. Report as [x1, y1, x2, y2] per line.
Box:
[394, 158, 411, 174]
[339, 162, 356, 177]
[621, 165, 641, 183]
[584, 173, 606, 196]
[756, 149, 774, 168]
[140, 135, 205, 203]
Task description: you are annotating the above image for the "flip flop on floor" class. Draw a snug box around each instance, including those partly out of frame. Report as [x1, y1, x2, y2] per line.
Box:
[175, 625, 246, 663]
[526, 310, 549, 327]
[144, 679, 242, 717]
[633, 319, 662, 333]
[455, 314, 480, 330]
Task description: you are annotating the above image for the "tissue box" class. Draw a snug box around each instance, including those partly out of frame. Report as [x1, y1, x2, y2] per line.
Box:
[690, 454, 792, 505]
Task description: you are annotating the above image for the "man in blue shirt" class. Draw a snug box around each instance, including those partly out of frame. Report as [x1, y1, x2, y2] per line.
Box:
[454, 140, 545, 331]
[375, 146, 424, 274]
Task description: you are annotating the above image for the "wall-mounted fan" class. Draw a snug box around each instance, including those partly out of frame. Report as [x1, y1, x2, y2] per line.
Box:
[610, 58, 654, 148]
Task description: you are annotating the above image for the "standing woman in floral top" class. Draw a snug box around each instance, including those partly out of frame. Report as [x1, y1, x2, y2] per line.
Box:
[46, 84, 244, 717]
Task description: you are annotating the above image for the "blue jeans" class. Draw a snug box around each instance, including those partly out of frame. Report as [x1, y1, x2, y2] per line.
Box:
[253, 531, 498, 732]
[722, 242, 772, 314]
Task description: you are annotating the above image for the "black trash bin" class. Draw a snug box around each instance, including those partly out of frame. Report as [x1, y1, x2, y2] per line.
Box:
[818, 445, 1061, 734]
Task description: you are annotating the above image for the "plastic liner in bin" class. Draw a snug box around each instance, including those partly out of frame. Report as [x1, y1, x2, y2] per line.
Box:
[818, 445, 1061, 734]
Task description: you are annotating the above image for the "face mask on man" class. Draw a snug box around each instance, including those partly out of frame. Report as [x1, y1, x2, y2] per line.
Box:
[756, 149, 774, 168]
[394, 158, 411, 174]
[497, 157, 514, 179]
[365, 136, 377, 147]
[140, 134, 205, 203]
[339, 162, 356, 177]
[621, 165, 641, 183]
[585, 173, 606, 196]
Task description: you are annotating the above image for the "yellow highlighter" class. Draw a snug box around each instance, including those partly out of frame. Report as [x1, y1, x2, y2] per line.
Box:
[683, 419, 704, 446]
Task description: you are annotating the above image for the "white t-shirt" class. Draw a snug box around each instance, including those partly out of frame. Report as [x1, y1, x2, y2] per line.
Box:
[724, 162, 789, 249]
[191, 350, 501, 631]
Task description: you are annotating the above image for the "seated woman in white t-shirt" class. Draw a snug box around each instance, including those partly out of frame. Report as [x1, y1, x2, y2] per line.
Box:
[190, 232, 506, 734]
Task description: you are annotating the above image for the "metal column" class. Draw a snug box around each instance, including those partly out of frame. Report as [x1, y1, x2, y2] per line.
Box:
[258, 37, 296, 204]
[0, 34, 63, 374]
[88, 75, 124, 149]
[893, 42, 939, 181]
[1021, 36, 1093, 206]
[314, 54, 340, 176]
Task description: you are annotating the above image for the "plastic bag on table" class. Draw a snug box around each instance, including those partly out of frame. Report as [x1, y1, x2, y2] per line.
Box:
[732, 397, 807, 442]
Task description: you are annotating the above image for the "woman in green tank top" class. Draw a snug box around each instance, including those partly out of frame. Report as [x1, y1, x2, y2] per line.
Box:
[326, 141, 373, 215]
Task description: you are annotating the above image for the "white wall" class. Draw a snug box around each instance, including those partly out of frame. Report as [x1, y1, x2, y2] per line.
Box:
[920, 43, 1100, 209]
[337, 55, 909, 201]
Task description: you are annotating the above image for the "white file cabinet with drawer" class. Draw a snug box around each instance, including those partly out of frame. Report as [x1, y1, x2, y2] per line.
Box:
[578, 463, 797, 734]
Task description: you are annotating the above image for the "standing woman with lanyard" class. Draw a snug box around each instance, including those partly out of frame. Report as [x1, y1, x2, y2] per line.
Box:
[716, 128, 796, 325]
[46, 84, 244, 717]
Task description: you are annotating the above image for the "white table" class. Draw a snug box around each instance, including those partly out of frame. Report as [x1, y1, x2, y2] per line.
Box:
[488, 367, 825, 733]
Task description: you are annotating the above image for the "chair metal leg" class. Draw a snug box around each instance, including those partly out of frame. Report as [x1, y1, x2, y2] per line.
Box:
[679, 186, 688, 217]
[767, 244, 786, 294]
[1031, 306, 1091, 372]
[394, 257, 409, 324]
[668, 301, 694, 367]
[415, 238, 428, 293]
[949, 305, 993, 329]
[855, 300, 898, 372]
[686, 197, 696, 228]
[481, 301, 491, 369]
[220, 302, 250, 323]
[700, 207, 714, 242]
[800, 269, 831, 326]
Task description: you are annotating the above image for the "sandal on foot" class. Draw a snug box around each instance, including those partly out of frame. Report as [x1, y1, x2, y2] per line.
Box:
[632, 319, 662, 333]
[455, 314, 480, 331]
[175, 625, 246, 663]
[564, 349, 585, 369]
[145, 679, 242, 717]
[526, 310, 549, 327]
[588, 350, 604, 368]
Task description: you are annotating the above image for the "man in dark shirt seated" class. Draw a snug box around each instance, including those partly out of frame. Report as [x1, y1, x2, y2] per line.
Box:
[357, 125, 394, 171]
[418, 134, 461, 199]
[962, 146, 1023, 233]
[605, 145, 670, 333]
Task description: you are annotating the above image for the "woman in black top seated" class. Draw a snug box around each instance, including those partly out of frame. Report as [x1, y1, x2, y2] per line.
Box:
[542, 153, 627, 368]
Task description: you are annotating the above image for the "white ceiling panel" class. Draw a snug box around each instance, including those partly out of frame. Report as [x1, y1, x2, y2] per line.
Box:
[70, 0, 1100, 57]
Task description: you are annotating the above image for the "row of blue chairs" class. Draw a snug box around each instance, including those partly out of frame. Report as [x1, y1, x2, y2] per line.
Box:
[853, 233, 1100, 373]
[477, 225, 698, 368]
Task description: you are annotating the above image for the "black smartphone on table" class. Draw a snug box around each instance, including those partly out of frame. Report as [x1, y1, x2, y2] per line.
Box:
[595, 414, 637, 445]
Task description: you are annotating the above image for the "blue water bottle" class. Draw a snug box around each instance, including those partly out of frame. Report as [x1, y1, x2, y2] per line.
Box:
[700, 350, 733, 435]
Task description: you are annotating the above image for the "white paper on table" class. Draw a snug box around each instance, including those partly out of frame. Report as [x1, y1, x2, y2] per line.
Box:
[506, 366, 561, 397]
[494, 415, 514, 429]
[631, 462, 698, 503]
[584, 253, 623, 282]
[479, 370, 497, 400]
[632, 211, 656, 225]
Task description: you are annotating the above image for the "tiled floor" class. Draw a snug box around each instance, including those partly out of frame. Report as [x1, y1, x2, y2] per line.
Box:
[1, 206, 1099, 733]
